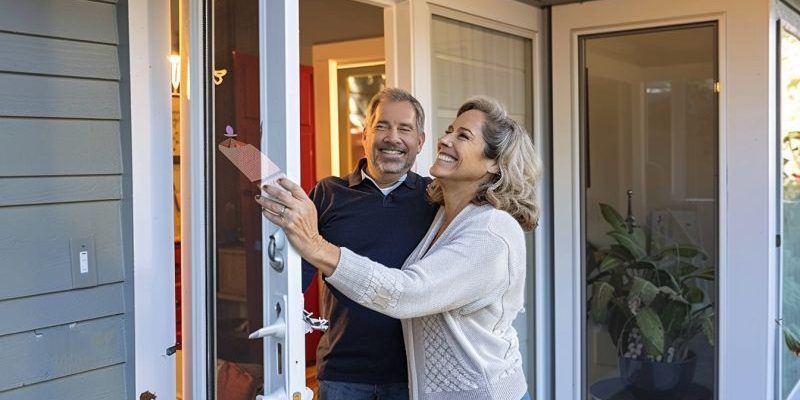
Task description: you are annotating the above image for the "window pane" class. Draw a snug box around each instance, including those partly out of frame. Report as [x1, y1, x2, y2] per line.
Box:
[213, 0, 264, 397]
[582, 25, 717, 399]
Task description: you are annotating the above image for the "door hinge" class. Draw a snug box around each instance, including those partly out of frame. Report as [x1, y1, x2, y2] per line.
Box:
[714, 81, 721, 94]
[777, 234, 782, 248]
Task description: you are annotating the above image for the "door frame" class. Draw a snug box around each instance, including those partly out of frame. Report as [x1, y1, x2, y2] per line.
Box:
[552, 0, 776, 399]
[127, 0, 178, 397]
[311, 37, 385, 179]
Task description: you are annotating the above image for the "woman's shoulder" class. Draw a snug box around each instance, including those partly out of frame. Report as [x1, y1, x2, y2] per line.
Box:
[463, 205, 523, 237]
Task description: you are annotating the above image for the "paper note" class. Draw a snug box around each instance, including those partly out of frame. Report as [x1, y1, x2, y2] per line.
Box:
[218, 138, 285, 187]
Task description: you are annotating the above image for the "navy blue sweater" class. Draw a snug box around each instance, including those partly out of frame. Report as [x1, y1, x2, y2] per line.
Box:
[302, 160, 438, 384]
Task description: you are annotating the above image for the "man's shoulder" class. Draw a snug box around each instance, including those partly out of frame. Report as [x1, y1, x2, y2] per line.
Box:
[312, 175, 350, 194]
[408, 171, 434, 188]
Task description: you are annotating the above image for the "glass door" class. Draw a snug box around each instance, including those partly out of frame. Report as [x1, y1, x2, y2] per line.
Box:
[778, 3, 800, 398]
[211, 0, 305, 398]
[580, 24, 718, 399]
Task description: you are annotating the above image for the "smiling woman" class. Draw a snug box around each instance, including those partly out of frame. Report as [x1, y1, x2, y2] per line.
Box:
[257, 96, 540, 400]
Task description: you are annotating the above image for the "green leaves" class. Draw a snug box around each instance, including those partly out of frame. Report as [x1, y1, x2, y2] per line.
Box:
[785, 327, 800, 356]
[609, 231, 647, 259]
[702, 317, 714, 347]
[600, 203, 627, 231]
[636, 307, 665, 356]
[629, 277, 658, 306]
[680, 267, 716, 284]
[588, 202, 716, 362]
[590, 281, 615, 324]
[660, 243, 709, 260]
[598, 256, 624, 273]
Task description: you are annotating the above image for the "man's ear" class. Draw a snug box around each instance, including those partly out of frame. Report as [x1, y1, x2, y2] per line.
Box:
[416, 131, 426, 153]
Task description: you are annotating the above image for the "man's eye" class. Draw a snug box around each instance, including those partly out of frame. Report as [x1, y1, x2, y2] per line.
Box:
[376, 124, 388, 131]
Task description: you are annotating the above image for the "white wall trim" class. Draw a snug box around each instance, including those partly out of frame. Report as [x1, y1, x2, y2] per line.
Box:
[128, 0, 177, 397]
[552, 1, 776, 399]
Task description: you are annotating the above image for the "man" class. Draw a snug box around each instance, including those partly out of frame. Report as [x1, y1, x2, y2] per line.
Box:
[302, 88, 438, 400]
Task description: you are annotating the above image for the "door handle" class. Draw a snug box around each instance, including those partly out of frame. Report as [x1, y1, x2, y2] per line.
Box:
[268, 230, 285, 272]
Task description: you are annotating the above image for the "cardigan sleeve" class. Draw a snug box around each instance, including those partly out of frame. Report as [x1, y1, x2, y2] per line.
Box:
[325, 222, 514, 319]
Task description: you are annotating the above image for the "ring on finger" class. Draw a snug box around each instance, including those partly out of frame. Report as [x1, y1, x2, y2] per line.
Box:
[279, 204, 287, 218]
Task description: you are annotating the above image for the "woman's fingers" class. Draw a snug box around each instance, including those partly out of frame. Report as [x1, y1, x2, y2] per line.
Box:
[262, 184, 295, 206]
[276, 178, 309, 201]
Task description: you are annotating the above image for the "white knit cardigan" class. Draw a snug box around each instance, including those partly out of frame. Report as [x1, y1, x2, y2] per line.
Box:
[326, 204, 529, 400]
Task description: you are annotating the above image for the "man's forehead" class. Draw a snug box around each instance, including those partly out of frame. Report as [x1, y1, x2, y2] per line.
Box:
[374, 101, 416, 121]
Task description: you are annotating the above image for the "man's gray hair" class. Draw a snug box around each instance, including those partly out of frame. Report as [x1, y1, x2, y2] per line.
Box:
[364, 88, 425, 134]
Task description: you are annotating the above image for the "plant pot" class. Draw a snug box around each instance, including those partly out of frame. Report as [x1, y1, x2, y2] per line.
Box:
[618, 351, 697, 400]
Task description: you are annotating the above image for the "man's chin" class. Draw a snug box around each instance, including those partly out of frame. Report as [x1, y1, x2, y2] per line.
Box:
[376, 161, 411, 176]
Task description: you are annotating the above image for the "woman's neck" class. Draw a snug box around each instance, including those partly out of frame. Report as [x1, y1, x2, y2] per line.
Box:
[439, 179, 481, 229]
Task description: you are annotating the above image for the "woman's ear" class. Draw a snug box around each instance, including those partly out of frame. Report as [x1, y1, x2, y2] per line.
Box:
[487, 160, 500, 175]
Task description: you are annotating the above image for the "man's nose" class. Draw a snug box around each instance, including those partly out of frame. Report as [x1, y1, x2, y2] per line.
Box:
[382, 127, 402, 142]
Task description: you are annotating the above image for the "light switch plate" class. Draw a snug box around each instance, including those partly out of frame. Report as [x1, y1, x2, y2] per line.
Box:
[70, 237, 98, 289]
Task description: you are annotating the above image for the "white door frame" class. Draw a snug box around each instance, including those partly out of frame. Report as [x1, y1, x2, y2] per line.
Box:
[552, 0, 776, 399]
[128, 0, 178, 398]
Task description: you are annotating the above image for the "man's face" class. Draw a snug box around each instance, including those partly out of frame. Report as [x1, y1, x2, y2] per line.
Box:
[363, 101, 425, 180]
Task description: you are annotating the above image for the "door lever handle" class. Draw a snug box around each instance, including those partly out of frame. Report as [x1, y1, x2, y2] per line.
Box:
[268, 230, 286, 272]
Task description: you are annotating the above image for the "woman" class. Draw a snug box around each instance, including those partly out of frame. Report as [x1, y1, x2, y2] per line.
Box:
[257, 96, 540, 400]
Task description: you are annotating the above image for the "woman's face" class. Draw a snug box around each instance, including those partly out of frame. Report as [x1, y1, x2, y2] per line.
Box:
[430, 109, 498, 183]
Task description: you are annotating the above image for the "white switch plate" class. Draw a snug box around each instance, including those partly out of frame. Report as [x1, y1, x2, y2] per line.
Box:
[70, 237, 98, 288]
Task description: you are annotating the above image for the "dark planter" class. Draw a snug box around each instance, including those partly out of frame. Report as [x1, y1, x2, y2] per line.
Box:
[618, 351, 697, 400]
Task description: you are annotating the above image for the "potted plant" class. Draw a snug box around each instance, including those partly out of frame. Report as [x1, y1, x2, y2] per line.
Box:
[587, 197, 715, 399]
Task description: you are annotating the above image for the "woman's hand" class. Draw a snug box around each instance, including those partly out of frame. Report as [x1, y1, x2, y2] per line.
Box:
[255, 178, 340, 275]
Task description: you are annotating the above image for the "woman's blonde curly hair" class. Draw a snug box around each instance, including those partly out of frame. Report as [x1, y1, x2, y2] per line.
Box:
[427, 96, 541, 231]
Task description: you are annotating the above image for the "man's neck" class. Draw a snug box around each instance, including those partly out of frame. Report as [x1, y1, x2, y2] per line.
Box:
[364, 166, 406, 188]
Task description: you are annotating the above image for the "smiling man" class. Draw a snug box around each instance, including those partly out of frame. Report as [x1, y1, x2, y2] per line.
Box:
[302, 88, 438, 400]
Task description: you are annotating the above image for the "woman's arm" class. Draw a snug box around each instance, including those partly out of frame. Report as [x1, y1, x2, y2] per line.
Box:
[257, 178, 516, 319]
[326, 226, 513, 319]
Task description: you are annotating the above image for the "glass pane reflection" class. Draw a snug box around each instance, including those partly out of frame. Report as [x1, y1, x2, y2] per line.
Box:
[582, 25, 717, 400]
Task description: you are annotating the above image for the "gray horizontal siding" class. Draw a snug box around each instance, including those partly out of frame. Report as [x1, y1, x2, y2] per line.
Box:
[0, 74, 120, 119]
[0, 364, 125, 400]
[0, 0, 133, 396]
[0, 32, 120, 80]
[0, 201, 125, 301]
[0, 316, 126, 392]
[0, 119, 123, 177]
[0, 283, 125, 337]
[0, 0, 118, 44]
[0, 176, 122, 206]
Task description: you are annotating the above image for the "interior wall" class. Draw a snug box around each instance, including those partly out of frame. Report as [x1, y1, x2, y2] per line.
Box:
[299, 0, 384, 65]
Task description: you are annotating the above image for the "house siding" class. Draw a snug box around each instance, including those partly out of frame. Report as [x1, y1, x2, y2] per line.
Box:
[0, 0, 134, 398]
